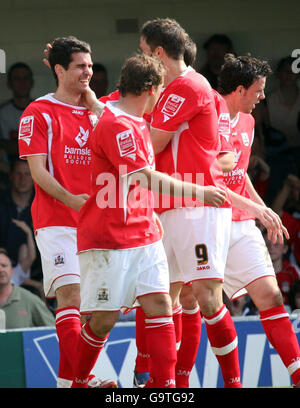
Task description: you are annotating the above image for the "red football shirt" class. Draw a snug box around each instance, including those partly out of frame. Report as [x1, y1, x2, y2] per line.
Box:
[150, 67, 231, 212]
[220, 112, 255, 221]
[77, 101, 161, 251]
[18, 94, 97, 230]
[276, 259, 300, 305]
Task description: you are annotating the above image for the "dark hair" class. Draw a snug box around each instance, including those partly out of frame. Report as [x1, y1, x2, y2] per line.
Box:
[92, 63, 107, 74]
[48, 36, 91, 84]
[184, 36, 197, 66]
[203, 34, 233, 51]
[117, 53, 165, 97]
[7, 62, 33, 82]
[0, 248, 12, 266]
[218, 53, 272, 95]
[140, 18, 188, 60]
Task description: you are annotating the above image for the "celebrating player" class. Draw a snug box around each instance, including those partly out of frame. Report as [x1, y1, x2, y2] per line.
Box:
[18, 36, 116, 388]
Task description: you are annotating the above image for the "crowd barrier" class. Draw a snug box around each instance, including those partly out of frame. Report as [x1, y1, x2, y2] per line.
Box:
[1, 315, 299, 388]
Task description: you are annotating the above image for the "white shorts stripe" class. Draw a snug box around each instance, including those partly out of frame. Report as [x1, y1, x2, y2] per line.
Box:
[211, 337, 238, 356]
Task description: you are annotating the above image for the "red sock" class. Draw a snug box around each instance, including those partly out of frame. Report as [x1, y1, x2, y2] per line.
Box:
[176, 306, 201, 388]
[204, 305, 242, 388]
[72, 320, 108, 388]
[55, 307, 82, 386]
[173, 305, 183, 350]
[260, 305, 300, 386]
[135, 307, 150, 373]
[144, 315, 177, 388]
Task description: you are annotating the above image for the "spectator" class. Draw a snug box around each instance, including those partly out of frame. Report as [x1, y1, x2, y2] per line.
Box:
[199, 33, 235, 90]
[0, 158, 43, 284]
[263, 230, 300, 312]
[89, 62, 108, 98]
[248, 154, 270, 202]
[0, 249, 55, 329]
[272, 174, 300, 268]
[0, 62, 34, 161]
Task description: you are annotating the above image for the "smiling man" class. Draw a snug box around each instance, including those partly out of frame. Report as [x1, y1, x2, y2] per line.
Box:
[17, 36, 116, 388]
[218, 53, 300, 388]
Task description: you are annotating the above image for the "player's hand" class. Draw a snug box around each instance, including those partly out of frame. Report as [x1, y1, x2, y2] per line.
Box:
[80, 87, 98, 111]
[67, 193, 90, 212]
[43, 43, 52, 69]
[254, 205, 289, 244]
[202, 186, 227, 207]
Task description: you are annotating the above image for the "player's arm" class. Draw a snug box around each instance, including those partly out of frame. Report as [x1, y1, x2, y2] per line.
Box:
[218, 152, 235, 173]
[26, 155, 89, 211]
[130, 167, 226, 207]
[245, 173, 266, 206]
[227, 188, 289, 243]
[150, 128, 174, 154]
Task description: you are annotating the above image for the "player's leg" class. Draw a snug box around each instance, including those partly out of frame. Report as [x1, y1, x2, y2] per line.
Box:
[192, 278, 242, 388]
[247, 276, 300, 387]
[176, 283, 201, 388]
[139, 292, 177, 388]
[35, 227, 82, 388]
[72, 310, 119, 388]
[224, 220, 300, 387]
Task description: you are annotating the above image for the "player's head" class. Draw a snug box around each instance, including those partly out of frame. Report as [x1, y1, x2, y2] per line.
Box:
[89, 62, 108, 98]
[219, 53, 272, 113]
[140, 18, 188, 61]
[117, 53, 166, 113]
[7, 62, 34, 98]
[48, 36, 93, 92]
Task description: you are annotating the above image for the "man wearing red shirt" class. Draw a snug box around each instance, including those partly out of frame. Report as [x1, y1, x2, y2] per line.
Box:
[72, 53, 226, 388]
[219, 54, 300, 387]
[139, 18, 241, 388]
[18, 37, 116, 388]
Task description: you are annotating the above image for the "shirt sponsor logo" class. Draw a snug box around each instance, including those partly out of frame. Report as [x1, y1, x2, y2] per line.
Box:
[116, 129, 137, 160]
[72, 109, 84, 115]
[161, 94, 185, 120]
[19, 115, 34, 146]
[75, 126, 89, 148]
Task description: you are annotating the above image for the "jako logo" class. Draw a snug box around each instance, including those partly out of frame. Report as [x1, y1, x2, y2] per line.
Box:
[291, 49, 300, 74]
[0, 49, 6, 73]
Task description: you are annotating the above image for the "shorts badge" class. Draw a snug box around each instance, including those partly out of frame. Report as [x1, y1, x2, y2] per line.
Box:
[54, 253, 65, 267]
[97, 288, 109, 302]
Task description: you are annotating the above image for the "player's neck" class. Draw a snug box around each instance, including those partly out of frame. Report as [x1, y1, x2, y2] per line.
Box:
[115, 95, 145, 118]
[163, 58, 187, 86]
[53, 88, 82, 107]
[223, 94, 239, 120]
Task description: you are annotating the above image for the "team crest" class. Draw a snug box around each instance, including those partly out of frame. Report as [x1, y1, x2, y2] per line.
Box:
[19, 116, 34, 146]
[54, 253, 65, 267]
[241, 132, 249, 146]
[97, 288, 109, 302]
[116, 129, 137, 160]
[162, 94, 185, 121]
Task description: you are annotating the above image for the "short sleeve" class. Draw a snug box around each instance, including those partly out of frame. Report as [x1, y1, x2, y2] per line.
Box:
[18, 104, 49, 159]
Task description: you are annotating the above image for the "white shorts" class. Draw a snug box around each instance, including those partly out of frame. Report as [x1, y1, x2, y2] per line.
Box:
[35, 227, 80, 298]
[78, 240, 169, 314]
[159, 207, 232, 284]
[223, 220, 275, 300]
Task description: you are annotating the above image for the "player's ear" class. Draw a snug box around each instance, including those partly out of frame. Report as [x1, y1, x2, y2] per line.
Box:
[149, 85, 155, 96]
[236, 85, 244, 96]
[54, 64, 65, 78]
